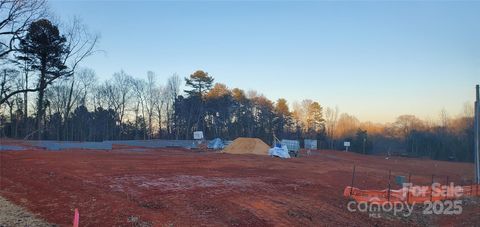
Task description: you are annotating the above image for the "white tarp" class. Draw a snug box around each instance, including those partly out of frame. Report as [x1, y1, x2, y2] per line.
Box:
[269, 145, 291, 158]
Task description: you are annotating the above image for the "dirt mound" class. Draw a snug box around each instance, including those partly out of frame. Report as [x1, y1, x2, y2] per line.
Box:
[222, 137, 270, 155]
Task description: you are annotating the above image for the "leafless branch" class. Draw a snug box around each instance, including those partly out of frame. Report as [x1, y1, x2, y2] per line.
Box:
[0, 0, 46, 59]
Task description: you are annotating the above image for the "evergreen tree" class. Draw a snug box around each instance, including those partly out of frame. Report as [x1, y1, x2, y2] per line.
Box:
[184, 70, 214, 97]
[17, 19, 68, 139]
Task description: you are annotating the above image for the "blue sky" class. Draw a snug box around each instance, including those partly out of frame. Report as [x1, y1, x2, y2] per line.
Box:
[49, 1, 480, 123]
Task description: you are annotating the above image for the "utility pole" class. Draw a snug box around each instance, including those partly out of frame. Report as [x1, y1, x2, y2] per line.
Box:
[475, 85, 479, 184]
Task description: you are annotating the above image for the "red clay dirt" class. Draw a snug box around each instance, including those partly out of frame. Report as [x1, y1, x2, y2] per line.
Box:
[0, 140, 478, 226]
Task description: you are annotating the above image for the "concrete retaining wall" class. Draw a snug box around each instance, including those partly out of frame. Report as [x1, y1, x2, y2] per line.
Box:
[30, 141, 112, 150]
[24, 139, 199, 151]
[106, 140, 198, 149]
[0, 145, 26, 151]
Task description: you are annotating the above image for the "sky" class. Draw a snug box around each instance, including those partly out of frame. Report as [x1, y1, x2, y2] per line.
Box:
[49, 0, 480, 123]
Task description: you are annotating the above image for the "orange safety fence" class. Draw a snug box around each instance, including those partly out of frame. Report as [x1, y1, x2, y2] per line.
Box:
[344, 184, 480, 204]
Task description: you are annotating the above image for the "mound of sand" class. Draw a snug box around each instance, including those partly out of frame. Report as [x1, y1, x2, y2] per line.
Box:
[222, 137, 270, 155]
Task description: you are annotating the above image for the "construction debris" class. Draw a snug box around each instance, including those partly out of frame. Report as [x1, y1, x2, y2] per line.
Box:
[268, 144, 290, 158]
[208, 138, 225, 150]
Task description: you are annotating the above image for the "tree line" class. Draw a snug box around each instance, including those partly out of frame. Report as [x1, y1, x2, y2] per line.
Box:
[0, 0, 475, 162]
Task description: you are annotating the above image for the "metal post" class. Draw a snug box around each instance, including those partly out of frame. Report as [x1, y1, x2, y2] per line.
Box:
[430, 174, 434, 201]
[387, 170, 391, 202]
[350, 165, 356, 197]
[475, 85, 480, 184]
[471, 180, 473, 196]
[475, 184, 479, 196]
[407, 173, 412, 204]
[445, 176, 449, 199]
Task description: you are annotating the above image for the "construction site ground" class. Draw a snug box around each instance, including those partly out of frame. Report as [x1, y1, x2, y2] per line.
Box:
[0, 141, 479, 226]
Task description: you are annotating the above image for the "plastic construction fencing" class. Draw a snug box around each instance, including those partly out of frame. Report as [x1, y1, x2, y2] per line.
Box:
[343, 184, 480, 205]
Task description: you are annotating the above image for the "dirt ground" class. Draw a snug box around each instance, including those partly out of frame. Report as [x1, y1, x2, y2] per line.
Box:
[0, 196, 54, 227]
[0, 140, 478, 226]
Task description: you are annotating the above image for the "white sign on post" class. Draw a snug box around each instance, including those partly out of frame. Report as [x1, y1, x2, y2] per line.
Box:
[344, 141, 350, 152]
[193, 131, 204, 140]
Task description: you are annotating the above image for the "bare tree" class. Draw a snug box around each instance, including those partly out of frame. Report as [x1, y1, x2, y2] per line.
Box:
[132, 77, 147, 139]
[56, 19, 99, 138]
[336, 113, 360, 139]
[154, 85, 166, 138]
[392, 114, 423, 139]
[462, 102, 474, 118]
[439, 108, 449, 129]
[0, 68, 19, 106]
[92, 83, 109, 110]
[46, 80, 69, 118]
[45, 68, 96, 139]
[104, 70, 133, 139]
[61, 17, 99, 76]
[325, 106, 339, 148]
[166, 73, 180, 136]
[0, 68, 20, 123]
[0, 0, 46, 59]
[145, 71, 157, 138]
[77, 68, 96, 108]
